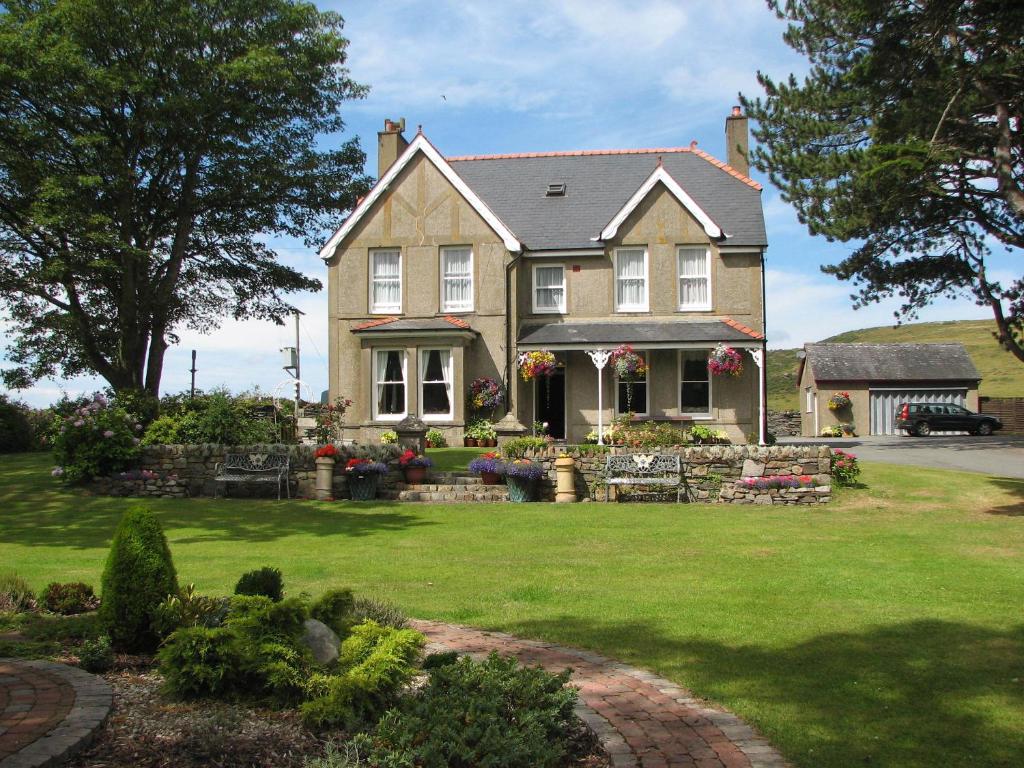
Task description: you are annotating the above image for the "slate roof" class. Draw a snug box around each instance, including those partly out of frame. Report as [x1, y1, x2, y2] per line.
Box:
[352, 316, 476, 334]
[447, 149, 767, 251]
[803, 343, 981, 382]
[517, 319, 762, 347]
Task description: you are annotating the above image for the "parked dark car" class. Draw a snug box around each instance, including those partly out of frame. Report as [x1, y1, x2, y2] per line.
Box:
[895, 402, 1002, 436]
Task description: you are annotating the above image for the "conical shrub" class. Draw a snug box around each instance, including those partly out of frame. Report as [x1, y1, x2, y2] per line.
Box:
[99, 506, 179, 652]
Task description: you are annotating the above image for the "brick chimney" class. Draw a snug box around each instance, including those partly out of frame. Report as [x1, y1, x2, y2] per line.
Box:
[377, 118, 408, 178]
[724, 105, 750, 177]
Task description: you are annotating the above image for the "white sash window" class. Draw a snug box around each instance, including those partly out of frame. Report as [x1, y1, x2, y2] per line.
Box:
[678, 247, 711, 310]
[441, 247, 473, 312]
[373, 349, 406, 419]
[615, 248, 648, 311]
[533, 265, 566, 313]
[420, 349, 453, 420]
[370, 250, 401, 313]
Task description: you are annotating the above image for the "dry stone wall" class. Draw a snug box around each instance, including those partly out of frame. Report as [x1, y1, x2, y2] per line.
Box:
[767, 410, 802, 437]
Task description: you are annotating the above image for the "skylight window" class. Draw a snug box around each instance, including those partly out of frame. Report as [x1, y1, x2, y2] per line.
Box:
[545, 183, 566, 197]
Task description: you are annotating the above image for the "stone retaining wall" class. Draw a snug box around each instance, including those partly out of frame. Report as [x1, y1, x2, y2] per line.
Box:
[520, 444, 832, 504]
[767, 409, 802, 437]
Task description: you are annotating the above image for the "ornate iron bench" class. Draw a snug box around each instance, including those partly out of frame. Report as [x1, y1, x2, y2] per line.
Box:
[214, 453, 291, 499]
[605, 454, 691, 502]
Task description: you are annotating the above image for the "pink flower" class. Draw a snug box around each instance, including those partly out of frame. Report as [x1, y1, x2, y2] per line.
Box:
[73, 420, 84, 427]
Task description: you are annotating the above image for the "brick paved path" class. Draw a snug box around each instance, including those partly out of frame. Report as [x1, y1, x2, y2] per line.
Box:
[0, 659, 111, 768]
[413, 620, 787, 768]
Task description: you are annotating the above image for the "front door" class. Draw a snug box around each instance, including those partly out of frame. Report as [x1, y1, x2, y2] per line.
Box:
[535, 368, 566, 440]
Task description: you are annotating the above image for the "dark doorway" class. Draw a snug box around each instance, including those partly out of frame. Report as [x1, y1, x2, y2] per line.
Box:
[535, 368, 566, 440]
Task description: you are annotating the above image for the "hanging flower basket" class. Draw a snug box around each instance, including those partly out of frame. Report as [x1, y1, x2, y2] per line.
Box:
[518, 351, 557, 381]
[828, 391, 852, 411]
[707, 344, 743, 377]
[469, 377, 504, 411]
[610, 345, 648, 413]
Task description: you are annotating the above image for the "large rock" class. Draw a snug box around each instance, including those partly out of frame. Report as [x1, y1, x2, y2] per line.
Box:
[301, 618, 340, 666]
[741, 459, 766, 477]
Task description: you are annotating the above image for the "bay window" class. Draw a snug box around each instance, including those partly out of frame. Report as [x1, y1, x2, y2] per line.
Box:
[679, 350, 711, 416]
[615, 248, 648, 311]
[441, 247, 473, 312]
[678, 247, 711, 310]
[419, 349, 453, 420]
[373, 349, 406, 420]
[370, 250, 401, 313]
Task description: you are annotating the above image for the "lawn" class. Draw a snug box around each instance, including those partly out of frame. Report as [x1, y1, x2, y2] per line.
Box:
[424, 446, 489, 471]
[2, 452, 1022, 767]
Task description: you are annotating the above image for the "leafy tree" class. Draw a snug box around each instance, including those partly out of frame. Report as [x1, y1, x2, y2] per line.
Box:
[0, 0, 371, 395]
[742, 0, 1024, 362]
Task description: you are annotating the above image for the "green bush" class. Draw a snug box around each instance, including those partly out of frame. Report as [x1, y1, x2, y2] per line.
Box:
[501, 437, 548, 459]
[152, 584, 229, 639]
[310, 589, 355, 638]
[99, 507, 179, 652]
[42, 582, 99, 615]
[421, 650, 460, 669]
[301, 620, 425, 730]
[234, 566, 284, 602]
[0, 571, 37, 612]
[141, 415, 183, 446]
[0, 395, 33, 453]
[424, 427, 447, 448]
[51, 394, 142, 482]
[368, 652, 578, 768]
[142, 390, 281, 446]
[158, 626, 247, 698]
[224, 595, 307, 641]
[351, 597, 408, 629]
[78, 635, 114, 673]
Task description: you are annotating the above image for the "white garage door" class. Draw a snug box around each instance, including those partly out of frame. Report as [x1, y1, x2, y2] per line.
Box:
[869, 389, 967, 435]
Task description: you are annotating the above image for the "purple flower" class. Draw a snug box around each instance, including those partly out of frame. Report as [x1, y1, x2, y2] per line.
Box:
[103, 430, 115, 438]
[73, 419, 84, 427]
[51, 466, 64, 477]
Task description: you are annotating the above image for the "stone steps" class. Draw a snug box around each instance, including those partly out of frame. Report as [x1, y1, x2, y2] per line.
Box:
[380, 482, 509, 503]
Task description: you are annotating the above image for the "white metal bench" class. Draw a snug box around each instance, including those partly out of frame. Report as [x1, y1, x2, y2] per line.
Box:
[214, 453, 290, 499]
[605, 454, 691, 502]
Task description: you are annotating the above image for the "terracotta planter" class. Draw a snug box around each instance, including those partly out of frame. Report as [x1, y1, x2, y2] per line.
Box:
[403, 466, 428, 485]
[484, 437, 498, 447]
[480, 471, 501, 485]
[465, 437, 478, 447]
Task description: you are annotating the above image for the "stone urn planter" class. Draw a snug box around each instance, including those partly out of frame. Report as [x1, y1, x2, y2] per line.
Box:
[314, 456, 335, 501]
[347, 474, 379, 501]
[554, 455, 576, 503]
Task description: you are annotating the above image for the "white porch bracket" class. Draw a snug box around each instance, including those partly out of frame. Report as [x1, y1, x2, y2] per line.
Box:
[748, 348, 766, 446]
[587, 349, 612, 445]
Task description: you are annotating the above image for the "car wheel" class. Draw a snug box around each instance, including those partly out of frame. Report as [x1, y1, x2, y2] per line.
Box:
[915, 421, 931, 437]
[977, 421, 993, 436]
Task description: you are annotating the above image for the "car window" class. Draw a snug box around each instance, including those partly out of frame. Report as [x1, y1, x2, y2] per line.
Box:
[947, 405, 967, 415]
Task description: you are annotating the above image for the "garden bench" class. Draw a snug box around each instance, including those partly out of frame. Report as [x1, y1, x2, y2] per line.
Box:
[214, 453, 291, 499]
[605, 453, 691, 503]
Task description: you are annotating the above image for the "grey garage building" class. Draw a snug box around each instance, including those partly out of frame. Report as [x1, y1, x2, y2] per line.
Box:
[796, 343, 982, 436]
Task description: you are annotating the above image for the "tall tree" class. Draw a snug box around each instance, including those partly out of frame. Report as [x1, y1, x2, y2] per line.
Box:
[742, 0, 1024, 361]
[0, 0, 371, 396]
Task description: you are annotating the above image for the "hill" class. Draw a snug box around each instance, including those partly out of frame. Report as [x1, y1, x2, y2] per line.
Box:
[767, 319, 1023, 412]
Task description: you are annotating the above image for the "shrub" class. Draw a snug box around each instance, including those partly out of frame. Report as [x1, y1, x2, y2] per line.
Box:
[99, 506, 179, 652]
[224, 595, 308, 642]
[379, 430, 397, 444]
[301, 620, 425, 730]
[0, 571, 37, 612]
[42, 582, 99, 615]
[158, 626, 247, 698]
[0, 395, 33, 453]
[141, 415, 183, 446]
[143, 390, 281, 446]
[235, 567, 284, 602]
[501, 436, 548, 459]
[152, 584, 229, 639]
[310, 589, 355, 638]
[831, 449, 861, 486]
[351, 597, 408, 629]
[422, 650, 460, 669]
[51, 394, 142, 482]
[368, 652, 578, 768]
[424, 428, 447, 447]
[78, 635, 114, 673]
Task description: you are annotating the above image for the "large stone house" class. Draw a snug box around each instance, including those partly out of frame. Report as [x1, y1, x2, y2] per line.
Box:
[321, 109, 768, 444]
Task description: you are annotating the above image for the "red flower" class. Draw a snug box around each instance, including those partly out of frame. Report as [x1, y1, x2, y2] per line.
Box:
[345, 458, 369, 470]
[314, 444, 338, 458]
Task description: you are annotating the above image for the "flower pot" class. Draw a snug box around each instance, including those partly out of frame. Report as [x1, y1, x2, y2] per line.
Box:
[314, 456, 335, 501]
[486, 437, 498, 447]
[403, 466, 428, 485]
[347, 474, 379, 501]
[465, 437, 478, 447]
[554, 455, 576, 503]
[506, 476, 536, 503]
[480, 471, 501, 485]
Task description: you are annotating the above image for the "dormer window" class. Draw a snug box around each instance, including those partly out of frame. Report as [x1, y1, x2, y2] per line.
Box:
[545, 183, 566, 197]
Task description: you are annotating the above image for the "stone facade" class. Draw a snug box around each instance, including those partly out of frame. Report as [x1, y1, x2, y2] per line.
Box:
[767, 409, 801, 437]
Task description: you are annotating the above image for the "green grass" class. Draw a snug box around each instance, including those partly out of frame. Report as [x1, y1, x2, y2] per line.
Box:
[425, 446, 489, 471]
[2, 452, 1022, 767]
[768, 318, 1024, 411]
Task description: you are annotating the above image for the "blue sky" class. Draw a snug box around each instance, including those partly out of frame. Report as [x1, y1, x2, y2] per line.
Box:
[3, 0, 1005, 407]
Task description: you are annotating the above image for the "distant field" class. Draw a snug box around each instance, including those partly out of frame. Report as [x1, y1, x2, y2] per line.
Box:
[768, 319, 1023, 412]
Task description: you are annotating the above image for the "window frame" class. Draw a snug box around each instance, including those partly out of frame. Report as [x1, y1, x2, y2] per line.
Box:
[371, 348, 407, 421]
[418, 347, 454, 421]
[614, 349, 650, 417]
[677, 246, 712, 311]
[532, 263, 567, 314]
[440, 246, 474, 313]
[369, 249, 402, 314]
[614, 247, 649, 312]
[805, 387, 814, 414]
[678, 349, 713, 419]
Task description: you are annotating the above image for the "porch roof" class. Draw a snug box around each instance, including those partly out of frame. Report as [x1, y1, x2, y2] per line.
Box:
[517, 319, 764, 350]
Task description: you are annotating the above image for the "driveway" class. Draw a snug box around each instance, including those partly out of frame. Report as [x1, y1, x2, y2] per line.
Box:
[779, 434, 1024, 479]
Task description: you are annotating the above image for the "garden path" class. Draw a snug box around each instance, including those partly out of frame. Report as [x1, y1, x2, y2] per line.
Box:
[0, 659, 110, 768]
[414, 619, 788, 768]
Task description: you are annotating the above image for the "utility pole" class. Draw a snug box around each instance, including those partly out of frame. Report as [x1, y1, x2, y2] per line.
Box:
[189, 350, 197, 399]
[294, 309, 302, 434]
